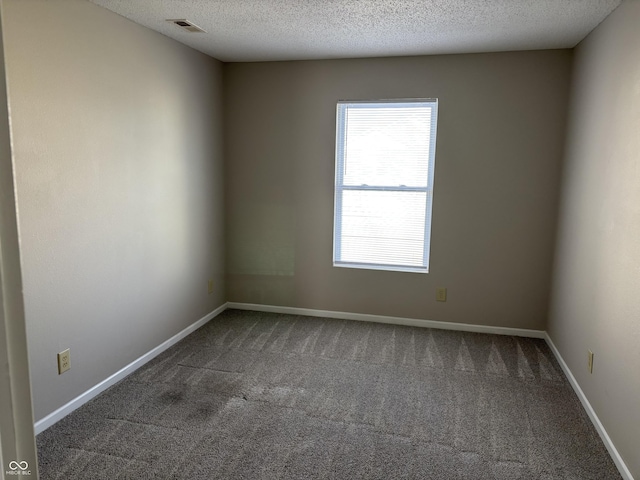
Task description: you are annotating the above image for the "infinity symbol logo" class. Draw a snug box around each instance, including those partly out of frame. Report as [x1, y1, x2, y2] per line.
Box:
[9, 461, 28, 470]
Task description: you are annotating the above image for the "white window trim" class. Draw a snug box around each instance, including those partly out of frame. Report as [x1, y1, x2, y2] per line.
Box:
[333, 98, 438, 274]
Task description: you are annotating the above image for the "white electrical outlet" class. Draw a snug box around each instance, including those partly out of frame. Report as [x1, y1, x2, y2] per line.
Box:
[58, 349, 70, 374]
[436, 287, 447, 302]
[588, 350, 594, 374]
[208, 279, 214, 295]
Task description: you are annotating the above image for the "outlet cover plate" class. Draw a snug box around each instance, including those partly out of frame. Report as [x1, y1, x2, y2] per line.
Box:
[58, 349, 70, 374]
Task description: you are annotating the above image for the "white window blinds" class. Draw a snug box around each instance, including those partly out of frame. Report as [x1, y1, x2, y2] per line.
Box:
[333, 100, 438, 273]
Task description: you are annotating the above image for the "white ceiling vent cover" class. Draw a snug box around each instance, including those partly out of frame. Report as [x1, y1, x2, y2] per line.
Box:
[167, 19, 206, 33]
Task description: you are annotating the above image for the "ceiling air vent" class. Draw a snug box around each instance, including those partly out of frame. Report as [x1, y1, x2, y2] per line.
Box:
[167, 19, 206, 33]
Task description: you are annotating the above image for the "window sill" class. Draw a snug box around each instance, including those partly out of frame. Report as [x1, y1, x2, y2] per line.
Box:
[333, 262, 429, 274]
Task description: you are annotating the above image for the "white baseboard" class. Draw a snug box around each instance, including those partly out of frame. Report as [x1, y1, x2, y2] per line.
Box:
[34, 302, 228, 435]
[226, 302, 546, 338]
[544, 333, 633, 480]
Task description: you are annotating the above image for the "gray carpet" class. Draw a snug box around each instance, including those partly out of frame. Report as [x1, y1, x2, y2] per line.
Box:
[37, 309, 621, 479]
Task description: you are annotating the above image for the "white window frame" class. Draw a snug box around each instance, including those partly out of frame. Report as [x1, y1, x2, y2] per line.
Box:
[333, 99, 438, 273]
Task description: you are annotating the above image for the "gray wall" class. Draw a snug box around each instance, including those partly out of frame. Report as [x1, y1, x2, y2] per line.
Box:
[224, 51, 572, 330]
[3, 0, 226, 422]
[548, 1, 640, 477]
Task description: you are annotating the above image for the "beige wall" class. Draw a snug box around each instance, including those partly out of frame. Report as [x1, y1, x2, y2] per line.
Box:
[224, 51, 572, 330]
[3, 0, 226, 422]
[548, 1, 640, 477]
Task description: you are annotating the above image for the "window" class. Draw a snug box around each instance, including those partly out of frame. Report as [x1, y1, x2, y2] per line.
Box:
[333, 99, 438, 273]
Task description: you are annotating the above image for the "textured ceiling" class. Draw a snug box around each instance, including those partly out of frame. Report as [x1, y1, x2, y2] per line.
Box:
[89, 0, 622, 62]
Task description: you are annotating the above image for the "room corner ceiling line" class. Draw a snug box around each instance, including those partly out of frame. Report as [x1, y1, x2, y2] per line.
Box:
[90, 0, 622, 62]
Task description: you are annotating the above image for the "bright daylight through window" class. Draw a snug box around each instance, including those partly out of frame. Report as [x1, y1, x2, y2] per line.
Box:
[333, 99, 438, 273]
